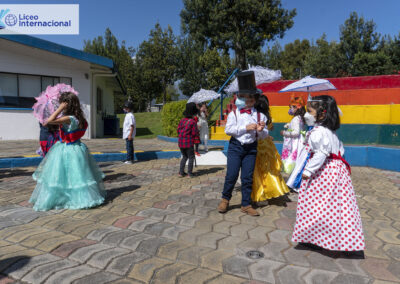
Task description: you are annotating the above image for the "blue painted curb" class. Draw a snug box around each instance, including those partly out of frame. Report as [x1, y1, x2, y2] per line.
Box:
[1, 144, 399, 172]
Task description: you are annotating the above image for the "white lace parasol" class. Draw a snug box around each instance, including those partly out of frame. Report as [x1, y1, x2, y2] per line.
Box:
[225, 65, 282, 94]
[188, 89, 220, 104]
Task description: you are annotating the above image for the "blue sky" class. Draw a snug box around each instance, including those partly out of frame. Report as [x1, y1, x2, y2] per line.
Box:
[1, 0, 400, 51]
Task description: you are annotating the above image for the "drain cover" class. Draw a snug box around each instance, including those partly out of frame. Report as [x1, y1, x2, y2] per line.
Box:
[246, 250, 264, 259]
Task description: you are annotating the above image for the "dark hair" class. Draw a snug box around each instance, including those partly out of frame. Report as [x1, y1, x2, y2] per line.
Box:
[255, 95, 272, 125]
[294, 106, 306, 124]
[124, 101, 134, 111]
[59, 92, 86, 129]
[183, 102, 199, 118]
[308, 95, 340, 131]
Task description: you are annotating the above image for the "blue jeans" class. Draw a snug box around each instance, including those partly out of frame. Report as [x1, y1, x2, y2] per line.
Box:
[125, 139, 134, 161]
[222, 137, 257, 207]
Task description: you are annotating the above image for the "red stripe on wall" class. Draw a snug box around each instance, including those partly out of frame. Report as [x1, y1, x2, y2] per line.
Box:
[258, 75, 400, 92]
[264, 88, 400, 106]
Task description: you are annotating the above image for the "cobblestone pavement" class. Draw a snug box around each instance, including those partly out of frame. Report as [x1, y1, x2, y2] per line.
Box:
[0, 138, 187, 158]
[0, 160, 399, 283]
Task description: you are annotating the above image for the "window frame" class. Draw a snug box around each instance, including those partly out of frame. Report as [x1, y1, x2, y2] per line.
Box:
[0, 71, 73, 110]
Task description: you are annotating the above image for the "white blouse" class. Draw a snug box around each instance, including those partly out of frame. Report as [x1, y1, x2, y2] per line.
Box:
[225, 108, 269, 144]
[303, 125, 345, 177]
[282, 115, 303, 138]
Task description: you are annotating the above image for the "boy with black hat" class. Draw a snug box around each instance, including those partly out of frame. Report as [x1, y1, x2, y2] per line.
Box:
[177, 102, 199, 177]
[218, 71, 269, 216]
[123, 101, 136, 164]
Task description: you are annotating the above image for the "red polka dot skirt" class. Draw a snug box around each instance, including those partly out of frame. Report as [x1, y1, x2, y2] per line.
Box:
[292, 158, 365, 251]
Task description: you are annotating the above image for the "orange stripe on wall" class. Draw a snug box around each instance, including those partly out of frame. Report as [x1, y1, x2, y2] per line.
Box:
[264, 88, 400, 106]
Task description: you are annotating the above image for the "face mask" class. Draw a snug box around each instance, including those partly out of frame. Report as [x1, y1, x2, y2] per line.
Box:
[235, 97, 246, 110]
[304, 112, 316, 126]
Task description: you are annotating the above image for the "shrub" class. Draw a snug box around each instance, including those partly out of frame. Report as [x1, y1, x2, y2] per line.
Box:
[161, 100, 188, 137]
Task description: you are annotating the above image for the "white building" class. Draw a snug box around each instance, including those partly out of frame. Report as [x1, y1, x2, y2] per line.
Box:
[0, 34, 125, 140]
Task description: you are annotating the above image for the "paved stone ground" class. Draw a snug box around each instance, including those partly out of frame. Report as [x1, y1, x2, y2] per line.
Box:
[0, 160, 399, 284]
[0, 138, 187, 158]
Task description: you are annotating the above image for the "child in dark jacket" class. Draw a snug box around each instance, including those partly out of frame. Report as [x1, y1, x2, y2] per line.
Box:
[177, 103, 199, 178]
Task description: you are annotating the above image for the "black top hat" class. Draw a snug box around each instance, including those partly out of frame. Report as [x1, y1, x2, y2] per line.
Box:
[237, 71, 262, 95]
[183, 102, 199, 117]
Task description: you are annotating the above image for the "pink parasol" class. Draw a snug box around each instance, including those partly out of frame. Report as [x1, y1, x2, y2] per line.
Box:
[32, 83, 79, 124]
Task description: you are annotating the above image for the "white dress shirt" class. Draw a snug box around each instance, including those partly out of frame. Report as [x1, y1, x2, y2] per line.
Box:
[303, 125, 345, 177]
[225, 108, 269, 144]
[123, 112, 136, 139]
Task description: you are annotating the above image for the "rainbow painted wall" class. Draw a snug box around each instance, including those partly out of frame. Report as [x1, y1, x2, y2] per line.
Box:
[258, 75, 400, 145]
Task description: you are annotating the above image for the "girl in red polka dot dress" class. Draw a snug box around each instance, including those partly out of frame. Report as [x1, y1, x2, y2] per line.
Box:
[292, 95, 365, 252]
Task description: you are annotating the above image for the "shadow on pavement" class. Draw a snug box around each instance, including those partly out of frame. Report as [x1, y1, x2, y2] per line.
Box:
[103, 184, 141, 205]
[193, 167, 224, 177]
[294, 243, 365, 259]
[0, 169, 34, 180]
[0, 256, 31, 277]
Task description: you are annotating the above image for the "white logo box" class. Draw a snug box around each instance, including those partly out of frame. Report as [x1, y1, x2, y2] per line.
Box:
[0, 4, 79, 35]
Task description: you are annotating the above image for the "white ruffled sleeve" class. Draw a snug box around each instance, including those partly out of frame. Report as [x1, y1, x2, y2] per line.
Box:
[303, 129, 332, 177]
[225, 111, 246, 137]
[282, 116, 302, 138]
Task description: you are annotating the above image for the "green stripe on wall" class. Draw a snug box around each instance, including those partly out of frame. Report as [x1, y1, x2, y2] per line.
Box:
[269, 123, 400, 146]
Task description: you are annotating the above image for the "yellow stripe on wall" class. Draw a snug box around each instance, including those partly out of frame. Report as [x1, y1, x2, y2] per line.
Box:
[270, 104, 400, 124]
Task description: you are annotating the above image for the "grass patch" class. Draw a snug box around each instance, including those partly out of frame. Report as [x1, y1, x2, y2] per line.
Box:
[117, 112, 162, 139]
[208, 96, 232, 124]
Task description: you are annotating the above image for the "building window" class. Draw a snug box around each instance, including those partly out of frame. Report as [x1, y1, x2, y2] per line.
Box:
[0, 72, 72, 109]
[0, 73, 18, 97]
[60, 77, 72, 85]
[19, 75, 41, 97]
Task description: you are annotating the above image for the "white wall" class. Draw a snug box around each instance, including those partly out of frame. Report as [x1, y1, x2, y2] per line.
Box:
[93, 76, 115, 137]
[0, 109, 39, 140]
[0, 39, 93, 140]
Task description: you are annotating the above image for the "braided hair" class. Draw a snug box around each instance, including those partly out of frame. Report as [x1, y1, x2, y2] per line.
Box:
[308, 95, 340, 131]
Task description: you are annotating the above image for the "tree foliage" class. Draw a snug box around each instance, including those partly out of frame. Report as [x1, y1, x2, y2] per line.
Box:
[180, 0, 296, 69]
[177, 36, 234, 96]
[265, 12, 400, 79]
[136, 23, 179, 105]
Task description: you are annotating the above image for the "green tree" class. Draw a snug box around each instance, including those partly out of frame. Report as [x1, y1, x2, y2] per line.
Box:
[136, 23, 179, 105]
[265, 41, 283, 70]
[352, 51, 394, 76]
[380, 33, 400, 72]
[176, 36, 207, 97]
[303, 34, 342, 78]
[279, 39, 311, 79]
[177, 37, 234, 97]
[199, 48, 234, 91]
[339, 12, 381, 74]
[247, 47, 268, 67]
[180, 0, 296, 69]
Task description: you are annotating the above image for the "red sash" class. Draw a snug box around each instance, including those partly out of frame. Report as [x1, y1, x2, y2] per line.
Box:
[329, 152, 351, 174]
[309, 151, 351, 174]
[59, 120, 88, 144]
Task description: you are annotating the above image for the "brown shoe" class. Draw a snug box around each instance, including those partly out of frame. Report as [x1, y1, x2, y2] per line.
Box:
[218, 198, 229, 213]
[241, 205, 260, 216]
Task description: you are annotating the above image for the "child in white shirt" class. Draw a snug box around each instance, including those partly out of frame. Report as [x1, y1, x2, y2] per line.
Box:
[123, 101, 136, 164]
